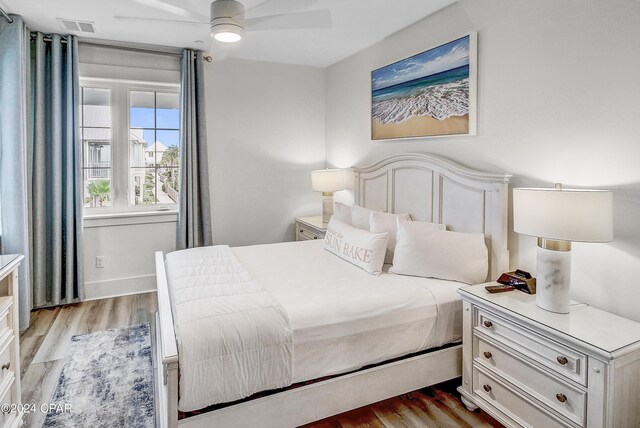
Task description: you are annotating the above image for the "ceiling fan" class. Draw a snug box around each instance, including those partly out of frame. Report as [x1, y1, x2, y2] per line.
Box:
[115, 0, 332, 51]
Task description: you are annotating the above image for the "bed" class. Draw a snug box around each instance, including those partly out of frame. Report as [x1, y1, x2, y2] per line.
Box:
[155, 153, 511, 428]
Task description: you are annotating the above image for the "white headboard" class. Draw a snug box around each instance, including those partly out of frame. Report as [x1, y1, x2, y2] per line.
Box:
[352, 153, 511, 280]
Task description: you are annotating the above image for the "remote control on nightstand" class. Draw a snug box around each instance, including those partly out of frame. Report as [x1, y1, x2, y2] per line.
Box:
[485, 284, 515, 293]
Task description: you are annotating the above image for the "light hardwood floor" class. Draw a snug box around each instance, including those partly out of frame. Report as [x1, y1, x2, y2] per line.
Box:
[20, 293, 158, 428]
[304, 379, 502, 428]
[20, 293, 502, 428]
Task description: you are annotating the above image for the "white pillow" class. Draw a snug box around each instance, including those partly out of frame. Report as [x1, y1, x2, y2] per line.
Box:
[323, 217, 388, 275]
[333, 201, 352, 225]
[369, 211, 412, 264]
[350, 205, 373, 230]
[391, 220, 488, 284]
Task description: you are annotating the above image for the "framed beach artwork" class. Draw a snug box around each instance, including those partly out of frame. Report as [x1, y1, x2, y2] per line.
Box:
[371, 33, 477, 140]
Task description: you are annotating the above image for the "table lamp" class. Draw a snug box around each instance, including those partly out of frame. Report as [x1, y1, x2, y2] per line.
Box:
[513, 184, 613, 313]
[311, 169, 347, 224]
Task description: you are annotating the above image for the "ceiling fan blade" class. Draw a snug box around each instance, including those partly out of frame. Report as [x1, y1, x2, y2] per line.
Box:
[114, 16, 209, 25]
[131, 0, 208, 22]
[245, 10, 332, 31]
[242, 0, 319, 19]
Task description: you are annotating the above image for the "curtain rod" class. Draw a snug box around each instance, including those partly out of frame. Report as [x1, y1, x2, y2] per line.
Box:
[26, 36, 212, 62]
[78, 40, 213, 62]
[0, 6, 13, 23]
[79, 40, 183, 58]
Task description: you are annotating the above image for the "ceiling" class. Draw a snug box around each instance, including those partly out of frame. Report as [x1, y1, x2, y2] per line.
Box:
[0, 0, 456, 67]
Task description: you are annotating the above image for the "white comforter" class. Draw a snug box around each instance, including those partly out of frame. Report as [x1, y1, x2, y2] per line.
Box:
[164, 246, 293, 412]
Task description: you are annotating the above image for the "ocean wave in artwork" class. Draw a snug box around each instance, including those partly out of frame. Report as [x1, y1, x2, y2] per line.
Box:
[372, 78, 469, 124]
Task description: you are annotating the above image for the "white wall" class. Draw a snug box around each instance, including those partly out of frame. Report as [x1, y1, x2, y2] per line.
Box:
[325, 0, 640, 321]
[79, 44, 180, 299]
[83, 215, 177, 299]
[204, 59, 326, 246]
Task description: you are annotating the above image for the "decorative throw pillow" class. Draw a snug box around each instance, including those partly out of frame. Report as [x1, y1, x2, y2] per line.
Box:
[350, 205, 373, 230]
[391, 220, 488, 284]
[369, 211, 412, 264]
[333, 201, 352, 225]
[323, 217, 388, 275]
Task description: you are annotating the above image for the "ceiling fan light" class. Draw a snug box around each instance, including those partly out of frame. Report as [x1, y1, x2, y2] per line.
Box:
[213, 31, 242, 43]
[211, 22, 244, 43]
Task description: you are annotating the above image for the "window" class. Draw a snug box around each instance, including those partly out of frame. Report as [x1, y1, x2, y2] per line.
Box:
[80, 79, 180, 215]
[80, 87, 112, 208]
[130, 91, 180, 206]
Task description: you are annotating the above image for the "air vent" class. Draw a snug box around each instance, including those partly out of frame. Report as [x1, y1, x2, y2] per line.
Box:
[56, 18, 95, 33]
[77, 22, 95, 33]
[60, 19, 80, 31]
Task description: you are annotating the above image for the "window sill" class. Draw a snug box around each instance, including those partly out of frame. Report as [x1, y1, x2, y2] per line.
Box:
[84, 210, 178, 228]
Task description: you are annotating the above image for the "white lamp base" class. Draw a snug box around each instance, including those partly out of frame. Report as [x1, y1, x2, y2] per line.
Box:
[321, 192, 334, 224]
[536, 240, 572, 314]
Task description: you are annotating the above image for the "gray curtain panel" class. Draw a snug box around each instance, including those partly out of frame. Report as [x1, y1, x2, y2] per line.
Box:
[177, 49, 213, 249]
[30, 32, 84, 307]
[0, 15, 32, 330]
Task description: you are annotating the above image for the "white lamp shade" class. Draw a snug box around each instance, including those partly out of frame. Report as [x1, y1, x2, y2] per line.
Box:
[311, 169, 348, 192]
[513, 187, 613, 242]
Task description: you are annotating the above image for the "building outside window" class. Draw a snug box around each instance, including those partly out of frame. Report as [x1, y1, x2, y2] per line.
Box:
[80, 87, 112, 208]
[80, 79, 180, 214]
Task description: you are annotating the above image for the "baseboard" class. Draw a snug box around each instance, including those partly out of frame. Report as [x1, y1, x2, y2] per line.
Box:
[84, 274, 156, 301]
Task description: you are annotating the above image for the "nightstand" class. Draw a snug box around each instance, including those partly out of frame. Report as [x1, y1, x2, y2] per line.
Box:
[458, 283, 640, 428]
[295, 216, 326, 241]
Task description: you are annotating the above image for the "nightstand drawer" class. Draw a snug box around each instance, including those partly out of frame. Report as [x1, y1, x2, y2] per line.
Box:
[296, 223, 325, 240]
[475, 307, 587, 386]
[298, 228, 322, 240]
[475, 337, 586, 426]
[474, 367, 572, 428]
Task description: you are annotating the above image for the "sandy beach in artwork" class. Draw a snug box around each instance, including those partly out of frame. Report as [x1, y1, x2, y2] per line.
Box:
[371, 35, 473, 140]
[372, 114, 469, 140]
[371, 73, 471, 140]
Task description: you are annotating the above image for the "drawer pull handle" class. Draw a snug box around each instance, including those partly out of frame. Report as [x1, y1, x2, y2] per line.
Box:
[483, 384, 492, 393]
[483, 320, 493, 328]
[300, 229, 304, 233]
[313, 236, 318, 239]
[1, 362, 9, 371]
[483, 351, 492, 359]
[556, 393, 567, 403]
[557, 356, 568, 366]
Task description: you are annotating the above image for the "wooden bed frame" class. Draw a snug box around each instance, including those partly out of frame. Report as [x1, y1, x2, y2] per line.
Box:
[154, 153, 511, 428]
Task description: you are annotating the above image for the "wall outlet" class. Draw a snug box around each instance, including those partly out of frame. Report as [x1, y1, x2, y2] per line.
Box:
[95, 256, 105, 268]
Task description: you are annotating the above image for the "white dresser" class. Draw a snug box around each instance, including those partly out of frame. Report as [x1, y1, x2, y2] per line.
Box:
[458, 283, 640, 428]
[0, 255, 23, 428]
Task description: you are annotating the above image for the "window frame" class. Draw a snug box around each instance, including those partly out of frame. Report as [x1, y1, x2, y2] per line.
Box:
[80, 77, 180, 217]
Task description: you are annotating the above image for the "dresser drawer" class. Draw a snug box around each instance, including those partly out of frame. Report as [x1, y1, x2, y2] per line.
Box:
[474, 367, 572, 428]
[0, 369, 16, 428]
[475, 337, 586, 426]
[475, 307, 587, 386]
[0, 310, 8, 335]
[0, 311, 12, 386]
[0, 343, 11, 375]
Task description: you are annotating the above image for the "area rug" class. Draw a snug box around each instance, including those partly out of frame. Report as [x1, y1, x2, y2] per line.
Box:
[43, 323, 155, 427]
